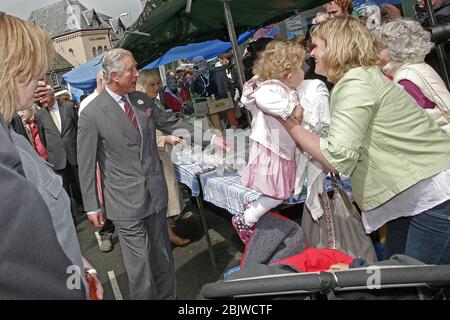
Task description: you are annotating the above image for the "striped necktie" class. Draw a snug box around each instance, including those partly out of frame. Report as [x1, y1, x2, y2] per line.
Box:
[121, 96, 138, 129]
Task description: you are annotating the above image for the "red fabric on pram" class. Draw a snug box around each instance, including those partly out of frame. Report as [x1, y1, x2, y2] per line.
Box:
[272, 247, 354, 272]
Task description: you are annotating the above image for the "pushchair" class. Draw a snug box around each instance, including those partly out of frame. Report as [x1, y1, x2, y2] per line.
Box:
[201, 211, 450, 300]
[201, 256, 450, 300]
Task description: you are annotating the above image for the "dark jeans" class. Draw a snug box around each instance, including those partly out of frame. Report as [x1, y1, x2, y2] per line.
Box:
[385, 199, 450, 265]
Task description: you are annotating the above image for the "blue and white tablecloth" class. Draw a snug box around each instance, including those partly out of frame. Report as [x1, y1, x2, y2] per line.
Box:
[175, 162, 353, 215]
[199, 171, 353, 216]
[199, 171, 261, 215]
[173, 163, 215, 197]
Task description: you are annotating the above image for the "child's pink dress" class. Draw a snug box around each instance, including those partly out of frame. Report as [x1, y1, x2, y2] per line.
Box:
[240, 77, 299, 200]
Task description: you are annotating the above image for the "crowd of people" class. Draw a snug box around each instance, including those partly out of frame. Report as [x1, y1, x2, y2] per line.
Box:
[1, 0, 449, 300]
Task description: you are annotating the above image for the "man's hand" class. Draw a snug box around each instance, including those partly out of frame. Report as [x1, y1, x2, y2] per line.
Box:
[213, 136, 231, 152]
[87, 211, 105, 228]
[165, 135, 185, 145]
[34, 81, 54, 102]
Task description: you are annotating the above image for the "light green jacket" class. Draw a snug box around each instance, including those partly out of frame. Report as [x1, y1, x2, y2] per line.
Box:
[320, 66, 450, 211]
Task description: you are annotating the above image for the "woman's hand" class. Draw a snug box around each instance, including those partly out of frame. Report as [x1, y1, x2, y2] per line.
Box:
[89, 273, 104, 300]
[291, 105, 304, 124]
[164, 135, 185, 145]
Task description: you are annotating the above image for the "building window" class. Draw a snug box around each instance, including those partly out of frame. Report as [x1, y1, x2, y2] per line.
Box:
[50, 73, 59, 88]
[92, 47, 97, 57]
[103, 45, 108, 52]
[68, 48, 74, 55]
[97, 46, 103, 55]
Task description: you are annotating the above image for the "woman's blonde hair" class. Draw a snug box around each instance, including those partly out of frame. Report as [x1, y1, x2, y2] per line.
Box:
[136, 70, 160, 93]
[252, 40, 305, 82]
[311, 15, 379, 83]
[0, 12, 53, 122]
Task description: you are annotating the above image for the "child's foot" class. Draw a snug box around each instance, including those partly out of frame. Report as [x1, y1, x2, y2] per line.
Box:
[231, 214, 254, 244]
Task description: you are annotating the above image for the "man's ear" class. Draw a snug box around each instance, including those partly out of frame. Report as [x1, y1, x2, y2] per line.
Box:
[110, 71, 119, 83]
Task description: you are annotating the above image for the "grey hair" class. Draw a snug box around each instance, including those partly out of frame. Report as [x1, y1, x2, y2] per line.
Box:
[102, 48, 133, 82]
[374, 19, 434, 64]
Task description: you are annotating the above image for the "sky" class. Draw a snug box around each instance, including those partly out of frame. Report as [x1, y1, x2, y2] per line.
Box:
[0, 0, 143, 26]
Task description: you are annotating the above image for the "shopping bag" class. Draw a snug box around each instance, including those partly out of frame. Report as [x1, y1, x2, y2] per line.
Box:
[302, 179, 377, 263]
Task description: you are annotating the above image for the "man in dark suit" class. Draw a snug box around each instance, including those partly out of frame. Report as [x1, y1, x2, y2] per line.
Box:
[0, 114, 85, 299]
[35, 90, 84, 216]
[77, 48, 227, 300]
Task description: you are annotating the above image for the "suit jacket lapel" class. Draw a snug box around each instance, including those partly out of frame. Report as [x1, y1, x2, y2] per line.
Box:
[129, 93, 148, 134]
[129, 93, 150, 159]
[102, 91, 141, 144]
[45, 107, 61, 135]
[58, 103, 67, 134]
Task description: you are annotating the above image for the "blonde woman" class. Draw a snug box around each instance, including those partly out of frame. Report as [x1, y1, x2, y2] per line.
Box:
[0, 12, 95, 299]
[136, 71, 190, 246]
[375, 19, 450, 133]
[282, 16, 450, 265]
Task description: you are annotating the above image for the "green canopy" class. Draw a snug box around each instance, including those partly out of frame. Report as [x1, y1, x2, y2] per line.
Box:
[121, 0, 328, 67]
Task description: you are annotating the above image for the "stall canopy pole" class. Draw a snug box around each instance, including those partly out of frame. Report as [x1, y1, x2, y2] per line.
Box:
[425, 0, 450, 88]
[222, 0, 252, 125]
[222, 0, 246, 89]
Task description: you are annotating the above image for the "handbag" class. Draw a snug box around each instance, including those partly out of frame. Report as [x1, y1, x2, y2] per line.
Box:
[302, 176, 377, 263]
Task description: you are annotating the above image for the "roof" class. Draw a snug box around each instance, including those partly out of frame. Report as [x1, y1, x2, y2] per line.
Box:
[29, 0, 125, 39]
[51, 51, 74, 71]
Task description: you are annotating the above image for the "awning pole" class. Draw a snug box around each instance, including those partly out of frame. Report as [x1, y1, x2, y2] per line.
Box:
[222, 0, 251, 125]
[222, 0, 245, 88]
[425, 0, 449, 88]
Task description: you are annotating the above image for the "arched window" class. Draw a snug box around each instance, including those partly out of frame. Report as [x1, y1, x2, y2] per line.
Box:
[97, 46, 103, 55]
[104, 45, 108, 53]
[92, 47, 97, 57]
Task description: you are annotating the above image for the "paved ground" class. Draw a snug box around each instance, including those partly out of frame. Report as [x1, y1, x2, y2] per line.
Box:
[76, 194, 303, 300]
[77, 196, 287, 300]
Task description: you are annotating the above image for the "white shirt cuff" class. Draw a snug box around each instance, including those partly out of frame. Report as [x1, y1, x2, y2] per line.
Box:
[87, 209, 101, 215]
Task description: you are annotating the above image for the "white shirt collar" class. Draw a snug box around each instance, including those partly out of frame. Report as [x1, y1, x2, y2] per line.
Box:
[50, 100, 59, 111]
[106, 86, 129, 104]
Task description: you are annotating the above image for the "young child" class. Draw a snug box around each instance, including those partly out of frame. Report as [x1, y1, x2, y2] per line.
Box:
[232, 40, 330, 244]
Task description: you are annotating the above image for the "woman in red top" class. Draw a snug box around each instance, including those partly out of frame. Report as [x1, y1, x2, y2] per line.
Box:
[17, 105, 48, 160]
[163, 75, 190, 112]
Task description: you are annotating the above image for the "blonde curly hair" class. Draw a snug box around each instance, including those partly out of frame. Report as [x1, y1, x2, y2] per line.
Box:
[252, 40, 306, 82]
[311, 15, 379, 83]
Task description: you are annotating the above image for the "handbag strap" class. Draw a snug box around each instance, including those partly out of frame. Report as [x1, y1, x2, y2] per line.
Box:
[319, 192, 336, 249]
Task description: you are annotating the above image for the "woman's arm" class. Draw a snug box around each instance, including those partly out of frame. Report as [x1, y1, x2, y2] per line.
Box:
[283, 117, 338, 173]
